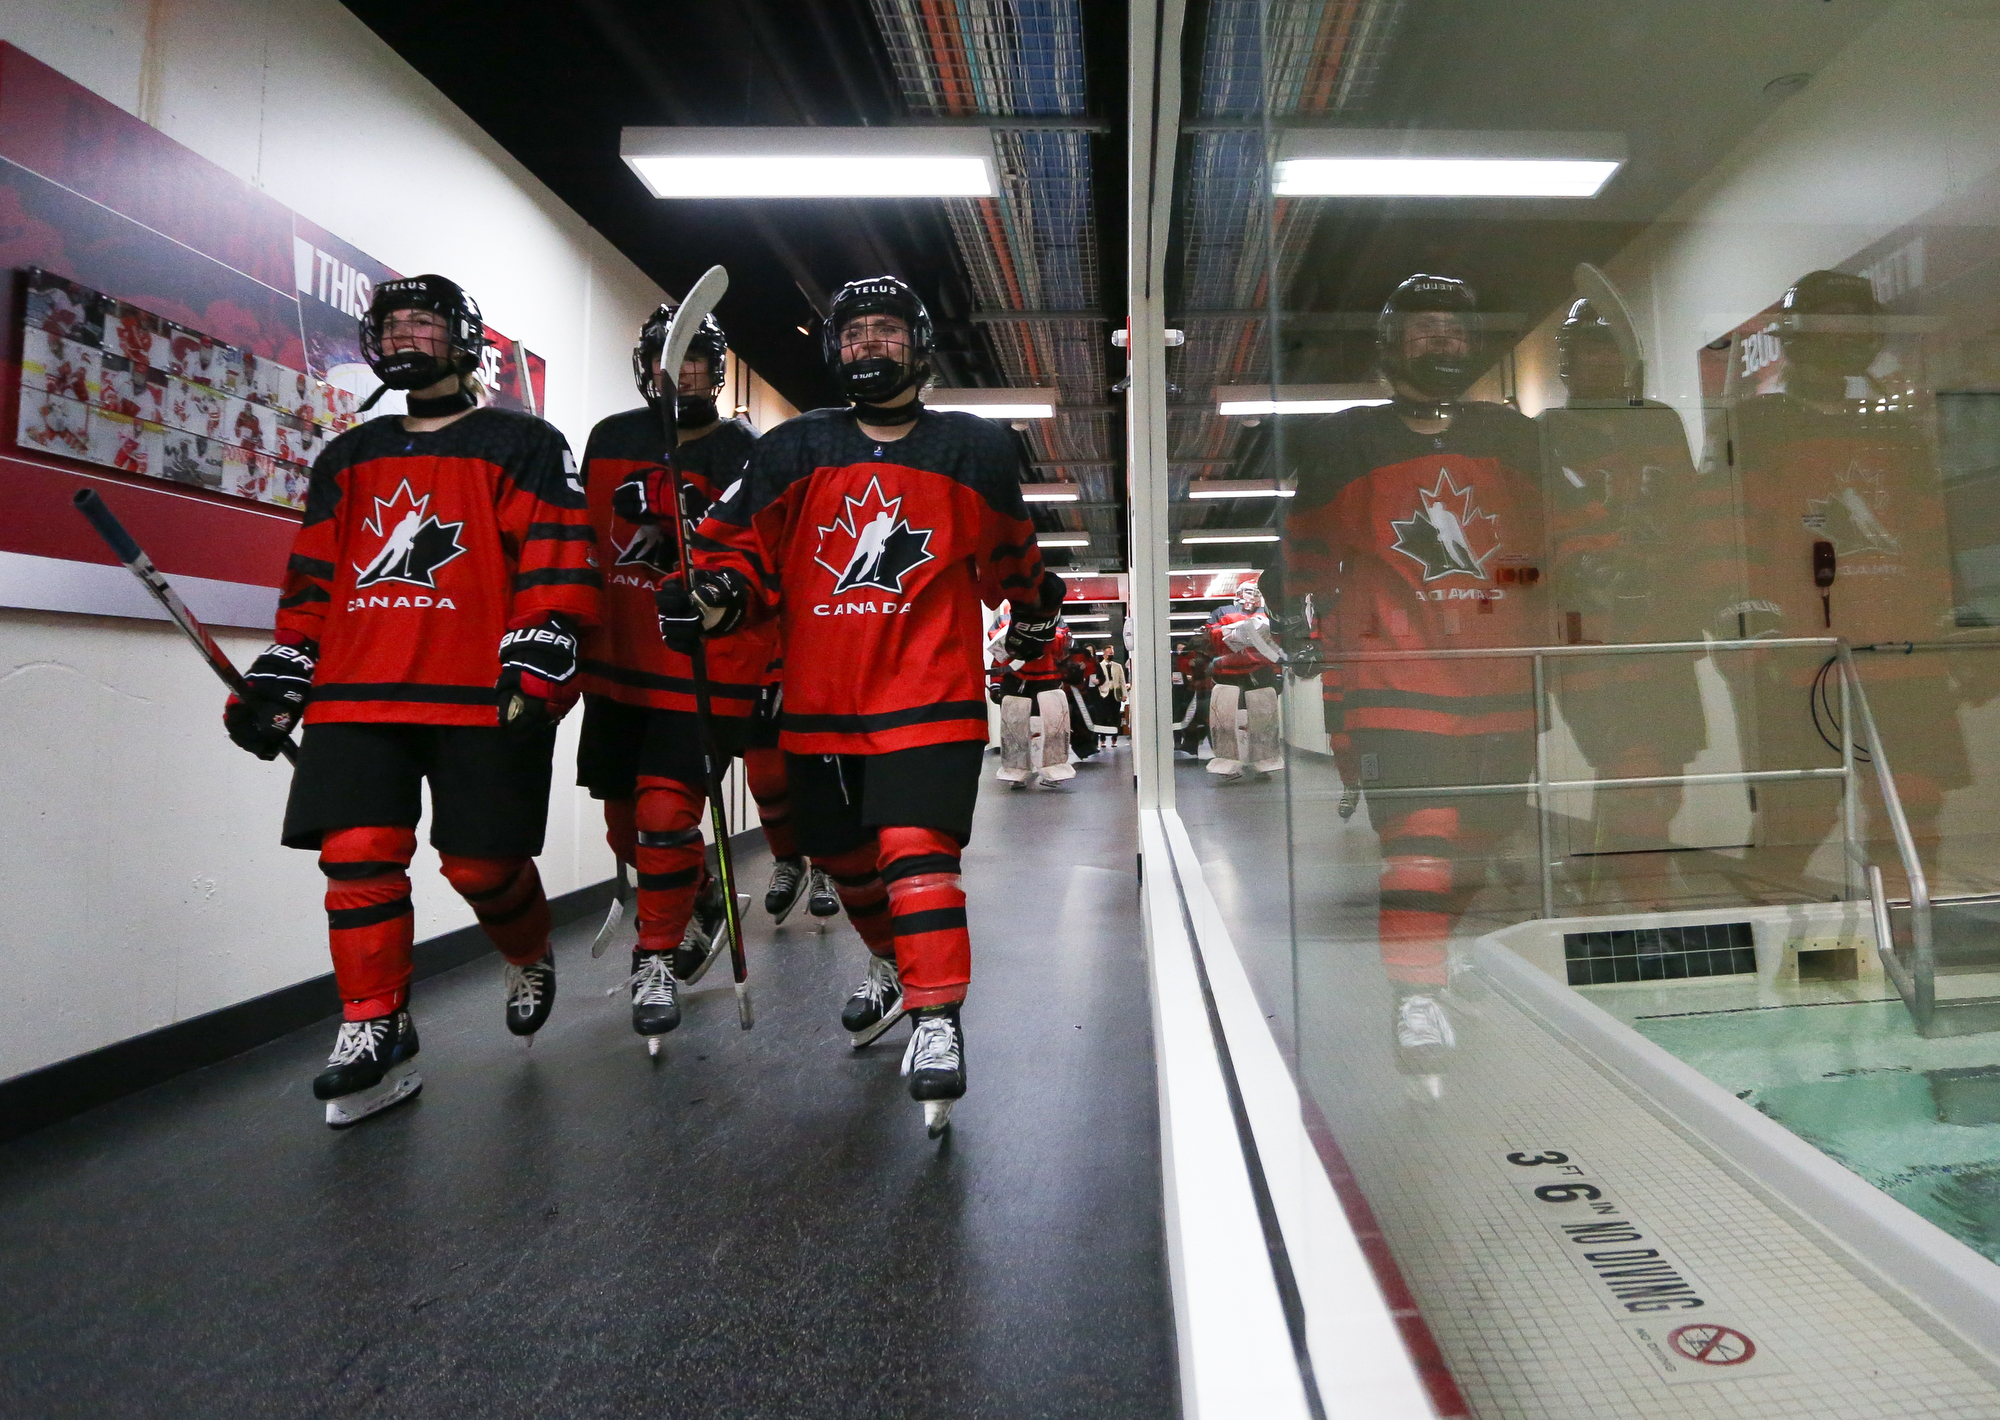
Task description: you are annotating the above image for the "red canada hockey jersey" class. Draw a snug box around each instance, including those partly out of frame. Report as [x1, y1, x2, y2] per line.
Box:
[276, 407, 600, 727]
[575, 409, 776, 716]
[1284, 402, 1546, 738]
[691, 406, 1049, 754]
[1204, 606, 1280, 676]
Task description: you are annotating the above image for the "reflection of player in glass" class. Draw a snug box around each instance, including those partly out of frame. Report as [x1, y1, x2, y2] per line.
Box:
[1284, 274, 1545, 1091]
[1203, 581, 1284, 781]
[1539, 282, 1716, 882]
[1714, 271, 1970, 893]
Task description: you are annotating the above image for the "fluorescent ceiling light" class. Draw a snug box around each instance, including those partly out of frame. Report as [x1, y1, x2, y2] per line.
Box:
[622, 126, 996, 199]
[1072, 631, 1112, 639]
[1169, 612, 1212, 620]
[1187, 480, 1294, 499]
[1214, 382, 1391, 417]
[1038, 536, 1090, 548]
[927, 388, 1055, 419]
[1064, 614, 1110, 623]
[1022, 484, 1081, 502]
[1181, 533, 1280, 544]
[1272, 129, 1625, 199]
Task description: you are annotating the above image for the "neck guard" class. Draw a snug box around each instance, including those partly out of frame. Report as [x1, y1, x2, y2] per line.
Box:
[852, 398, 922, 427]
[405, 387, 477, 419]
[1391, 395, 1453, 423]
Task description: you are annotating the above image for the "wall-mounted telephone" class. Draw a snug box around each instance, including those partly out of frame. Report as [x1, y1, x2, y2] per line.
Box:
[1813, 539, 1836, 628]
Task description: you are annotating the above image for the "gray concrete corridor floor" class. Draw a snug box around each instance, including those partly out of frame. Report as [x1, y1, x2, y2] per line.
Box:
[0, 748, 1171, 1420]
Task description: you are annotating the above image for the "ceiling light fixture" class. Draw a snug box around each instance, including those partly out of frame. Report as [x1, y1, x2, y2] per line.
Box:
[621, 127, 996, 199]
[1186, 480, 1295, 499]
[1021, 484, 1081, 502]
[1038, 536, 1090, 548]
[927, 388, 1056, 419]
[1180, 533, 1280, 545]
[1214, 382, 1392, 417]
[1272, 130, 1624, 198]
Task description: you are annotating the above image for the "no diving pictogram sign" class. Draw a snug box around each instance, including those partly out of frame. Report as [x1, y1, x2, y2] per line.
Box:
[1669, 1324, 1757, 1366]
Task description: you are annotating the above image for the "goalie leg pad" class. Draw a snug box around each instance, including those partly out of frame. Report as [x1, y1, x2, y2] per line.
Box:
[321, 825, 418, 1021]
[1034, 688, 1074, 780]
[1245, 686, 1283, 773]
[879, 826, 969, 1010]
[998, 696, 1032, 781]
[1206, 683, 1242, 773]
[814, 840, 895, 956]
[438, 853, 549, 966]
[631, 774, 706, 953]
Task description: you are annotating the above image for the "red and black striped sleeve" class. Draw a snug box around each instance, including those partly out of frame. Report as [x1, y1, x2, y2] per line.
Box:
[970, 433, 1049, 608]
[275, 440, 349, 647]
[689, 420, 796, 614]
[497, 420, 601, 629]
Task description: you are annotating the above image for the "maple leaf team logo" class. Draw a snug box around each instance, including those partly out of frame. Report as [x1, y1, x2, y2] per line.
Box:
[1804, 460, 1899, 558]
[813, 476, 936, 595]
[353, 480, 467, 589]
[1389, 470, 1502, 581]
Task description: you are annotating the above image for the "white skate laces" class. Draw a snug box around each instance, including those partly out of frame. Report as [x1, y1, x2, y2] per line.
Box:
[901, 1014, 961, 1078]
[861, 953, 900, 1007]
[327, 1017, 388, 1066]
[613, 953, 677, 1005]
[1396, 994, 1456, 1050]
[504, 961, 549, 1014]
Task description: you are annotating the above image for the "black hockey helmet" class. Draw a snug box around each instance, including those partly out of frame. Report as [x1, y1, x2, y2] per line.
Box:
[359, 275, 484, 391]
[1780, 269, 1883, 385]
[1377, 273, 1481, 401]
[823, 275, 933, 403]
[1556, 297, 1635, 400]
[633, 303, 728, 409]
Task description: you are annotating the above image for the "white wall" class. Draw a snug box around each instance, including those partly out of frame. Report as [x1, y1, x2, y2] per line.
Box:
[0, 0, 768, 1079]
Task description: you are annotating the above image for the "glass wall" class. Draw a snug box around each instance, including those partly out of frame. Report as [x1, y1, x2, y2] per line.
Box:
[1153, 0, 2000, 1409]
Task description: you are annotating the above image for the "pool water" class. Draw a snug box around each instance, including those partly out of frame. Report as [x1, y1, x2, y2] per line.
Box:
[1601, 989, 2000, 1264]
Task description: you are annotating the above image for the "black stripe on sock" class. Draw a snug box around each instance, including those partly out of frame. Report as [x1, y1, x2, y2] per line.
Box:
[638, 868, 700, 892]
[327, 897, 413, 931]
[891, 906, 967, 936]
[878, 853, 960, 884]
[319, 860, 407, 882]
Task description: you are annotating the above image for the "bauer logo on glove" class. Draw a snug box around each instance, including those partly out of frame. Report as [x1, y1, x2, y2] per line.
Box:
[495, 613, 581, 740]
[224, 638, 318, 760]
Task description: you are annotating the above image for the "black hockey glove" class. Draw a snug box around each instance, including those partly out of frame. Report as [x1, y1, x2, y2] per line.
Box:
[611, 464, 670, 526]
[656, 568, 749, 654]
[496, 613, 582, 741]
[224, 639, 316, 760]
[1001, 571, 1067, 662]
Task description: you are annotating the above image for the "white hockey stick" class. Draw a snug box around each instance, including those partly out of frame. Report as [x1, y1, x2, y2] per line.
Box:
[1573, 261, 1646, 393]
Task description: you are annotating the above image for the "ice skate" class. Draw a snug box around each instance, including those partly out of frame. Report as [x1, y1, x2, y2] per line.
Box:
[765, 856, 807, 923]
[673, 875, 728, 982]
[1393, 991, 1456, 1079]
[1338, 786, 1363, 820]
[503, 949, 557, 1039]
[314, 1011, 421, 1128]
[841, 953, 904, 1047]
[807, 866, 839, 920]
[901, 1007, 965, 1138]
[614, 949, 680, 1054]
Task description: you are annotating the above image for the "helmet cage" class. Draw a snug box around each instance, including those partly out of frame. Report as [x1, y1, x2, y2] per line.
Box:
[632, 306, 728, 410]
[823, 276, 934, 403]
[360, 275, 484, 392]
[1377, 273, 1482, 402]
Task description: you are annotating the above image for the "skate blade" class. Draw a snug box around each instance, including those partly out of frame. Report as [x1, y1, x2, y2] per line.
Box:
[589, 896, 626, 959]
[924, 1100, 954, 1138]
[848, 1002, 906, 1050]
[679, 937, 726, 984]
[648, 1035, 662, 1058]
[324, 1065, 421, 1129]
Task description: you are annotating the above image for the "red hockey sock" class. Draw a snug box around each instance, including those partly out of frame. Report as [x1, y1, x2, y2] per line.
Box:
[1378, 806, 1458, 989]
[633, 774, 705, 952]
[438, 854, 550, 966]
[813, 841, 894, 956]
[320, 825, 418, 1020]
[878, 825, 968, 1009]
[602, 798, 637, 868]
[743, 746, 799, 860]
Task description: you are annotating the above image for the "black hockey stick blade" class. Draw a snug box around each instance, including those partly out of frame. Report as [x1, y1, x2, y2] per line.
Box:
[72, 488, 297, 764]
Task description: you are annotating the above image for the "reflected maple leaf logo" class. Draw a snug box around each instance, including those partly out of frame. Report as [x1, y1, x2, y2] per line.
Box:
[353, 479, 467, 589]
[813, 476, 936, 595]
[1389, 469, 1502, 582]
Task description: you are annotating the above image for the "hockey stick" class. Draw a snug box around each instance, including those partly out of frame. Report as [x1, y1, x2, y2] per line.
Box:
[1573, 261, 1646, 394]
[589, 857, 634, 959]
[658, 265, 753, 1030]
[71, 488, 298, 765]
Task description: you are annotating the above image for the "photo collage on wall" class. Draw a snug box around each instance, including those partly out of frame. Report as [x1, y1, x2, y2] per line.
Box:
[16, 269, 360, 510]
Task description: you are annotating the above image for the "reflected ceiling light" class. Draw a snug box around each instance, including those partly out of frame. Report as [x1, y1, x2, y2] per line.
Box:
[1180, 533, 1280, 544]
[1038, 536, 1090, 548]
[1214, 382, 1392, 416]
[1065, 614, 1110, 623]
[1272, 130, 1624, 198]
[622, 127, 996, 198]
[1170, 568, 1255, 579]
[927, 388, 1056, 419]
[1072, 631, 1113, 639]
[1169, 612, 1213, 620]
[1021, 483, 1081, 502]
[1187, 479, 1295, 499]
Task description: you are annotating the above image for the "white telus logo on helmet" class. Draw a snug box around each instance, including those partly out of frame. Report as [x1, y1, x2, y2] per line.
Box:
[1389, 470, 1501, 581]
[813, 476, 935, 595]
[353, 480, 467, 589]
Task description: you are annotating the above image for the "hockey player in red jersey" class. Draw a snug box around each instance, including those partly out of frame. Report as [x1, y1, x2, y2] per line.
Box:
[1283, 274, 1546, 1085]
[574, 303, 806, 1052]
[1203, 580, 1285, 781]
[223, 276, 600, 1127]
[669, 276, 1064, 1135]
